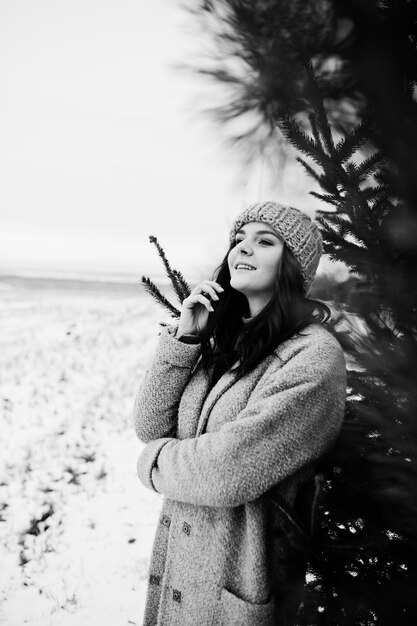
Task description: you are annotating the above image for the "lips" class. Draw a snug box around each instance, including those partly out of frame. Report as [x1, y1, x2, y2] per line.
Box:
[235, 262, 256, 270]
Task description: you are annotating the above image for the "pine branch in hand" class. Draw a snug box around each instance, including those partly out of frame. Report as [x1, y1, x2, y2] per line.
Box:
[140, 276, 180, 318]
[172, 269, 192, 299]
[149, 235, 188, 304]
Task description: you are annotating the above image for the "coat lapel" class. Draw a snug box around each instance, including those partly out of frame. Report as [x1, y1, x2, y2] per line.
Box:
[195, 369, 238, 436]
[193, 352, 278, 437]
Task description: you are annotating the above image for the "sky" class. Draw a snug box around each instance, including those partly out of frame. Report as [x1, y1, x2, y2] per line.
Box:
[0, 0, 343, 281]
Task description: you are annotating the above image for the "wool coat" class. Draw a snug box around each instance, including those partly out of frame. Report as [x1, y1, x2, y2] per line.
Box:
[133, 322, 346, 626]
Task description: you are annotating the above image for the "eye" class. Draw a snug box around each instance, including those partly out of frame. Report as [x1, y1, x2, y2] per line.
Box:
[234, 237, 273, 245]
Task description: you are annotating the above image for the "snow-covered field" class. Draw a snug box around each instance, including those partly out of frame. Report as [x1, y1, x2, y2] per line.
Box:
[0, 280, 168, 625]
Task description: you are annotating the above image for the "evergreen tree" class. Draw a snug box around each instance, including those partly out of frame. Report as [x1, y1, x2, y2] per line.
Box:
[273, 64, 417, 625]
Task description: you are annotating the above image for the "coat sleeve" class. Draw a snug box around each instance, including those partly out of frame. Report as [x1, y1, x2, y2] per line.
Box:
[136, 335, 347, 507]
[133, 324, 202, 443]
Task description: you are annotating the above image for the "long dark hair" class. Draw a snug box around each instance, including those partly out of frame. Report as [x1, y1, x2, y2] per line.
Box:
[200, 242, 330, 388]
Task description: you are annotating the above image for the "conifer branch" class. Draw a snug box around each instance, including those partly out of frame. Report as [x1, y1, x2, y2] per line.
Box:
[276, 115, 323, 165]
[335, 120, 370, 163]
[297, 157, 337, 195]
[356, 152, 384, 181]
[309, 191, 341, 207]
[304, 61, 336, 157]
[149, 235, 189, 304]
[140, 236, 192, 319]
[172, 269, 192, 299]
[309, 112, 325, 154]
[140, 276, 181, 317]
[277, 116, 343, 176]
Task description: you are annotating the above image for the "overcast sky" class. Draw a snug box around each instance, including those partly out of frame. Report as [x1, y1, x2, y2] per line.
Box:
[0, 0, 339, 281]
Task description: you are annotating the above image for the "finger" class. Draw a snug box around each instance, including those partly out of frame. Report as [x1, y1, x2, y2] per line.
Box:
[193, 281, 224, 300]
[186, 294, 214, 312]
[201, 280, 224, 293]
[195, 284, 219, 301]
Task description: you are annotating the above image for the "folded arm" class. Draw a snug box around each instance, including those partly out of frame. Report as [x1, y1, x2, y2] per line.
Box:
[137, 337, 346, 507]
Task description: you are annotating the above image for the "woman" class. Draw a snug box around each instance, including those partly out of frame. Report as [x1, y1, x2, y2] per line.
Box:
[133, 200, 346, 626]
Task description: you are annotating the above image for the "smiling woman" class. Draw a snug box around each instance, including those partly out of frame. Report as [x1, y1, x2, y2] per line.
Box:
[228, 222, 285, 317]
[133, 200, 347, 626]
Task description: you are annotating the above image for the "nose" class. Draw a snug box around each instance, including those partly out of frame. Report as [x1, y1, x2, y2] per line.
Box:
[235, 240, 253, 255]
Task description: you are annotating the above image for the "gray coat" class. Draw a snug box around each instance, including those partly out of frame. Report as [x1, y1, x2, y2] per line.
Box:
[133, 322, 346, 626]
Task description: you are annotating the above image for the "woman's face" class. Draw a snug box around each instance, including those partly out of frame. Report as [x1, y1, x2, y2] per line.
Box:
[227, 221, 285, 310]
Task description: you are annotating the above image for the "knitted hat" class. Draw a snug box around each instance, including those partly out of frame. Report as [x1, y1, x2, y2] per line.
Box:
[229, 200, 322, 294]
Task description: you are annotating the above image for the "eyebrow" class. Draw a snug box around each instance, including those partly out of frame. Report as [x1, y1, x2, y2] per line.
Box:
[236, 228, 279, 238]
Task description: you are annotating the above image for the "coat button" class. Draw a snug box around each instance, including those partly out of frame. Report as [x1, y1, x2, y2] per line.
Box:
[149, 574, 160, 585]
[172, 589, 182, 603]
[160, 515, 171, 528]
[182, 522, 191, 536]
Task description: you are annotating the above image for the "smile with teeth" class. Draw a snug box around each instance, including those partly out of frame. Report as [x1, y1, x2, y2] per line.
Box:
[235, 263, 256, 271]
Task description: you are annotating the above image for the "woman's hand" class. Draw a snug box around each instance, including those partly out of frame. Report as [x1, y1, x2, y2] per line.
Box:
[176, 280, 224, 337]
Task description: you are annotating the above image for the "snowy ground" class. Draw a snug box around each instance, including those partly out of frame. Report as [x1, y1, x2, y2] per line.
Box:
[0, 282, 169, 625]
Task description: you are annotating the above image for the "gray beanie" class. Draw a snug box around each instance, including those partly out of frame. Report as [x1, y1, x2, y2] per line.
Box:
[229, 200, 322, 295]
